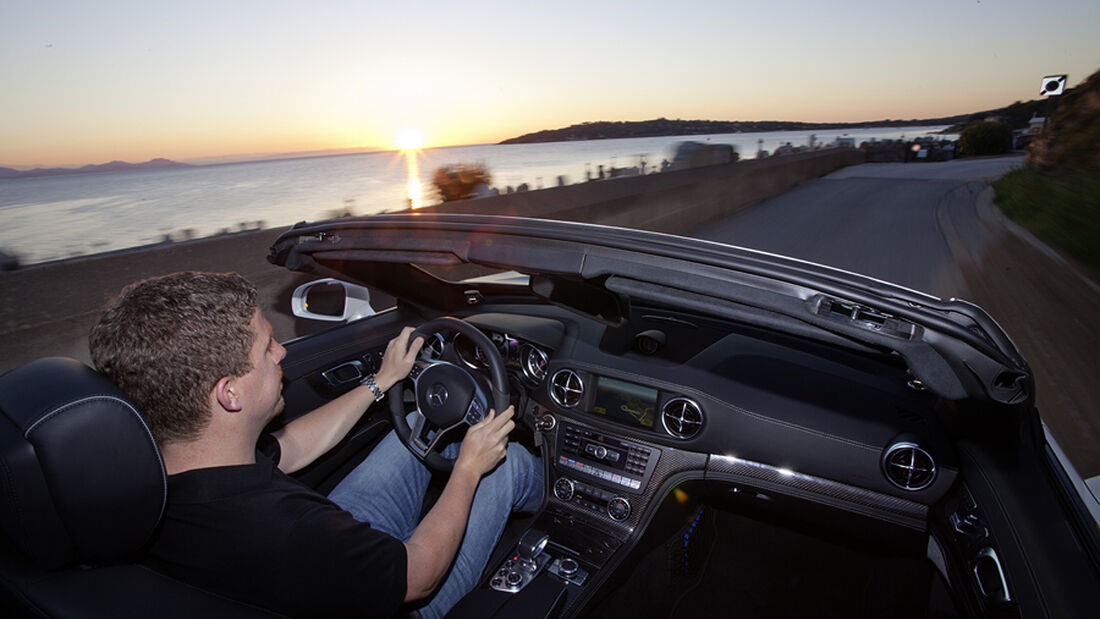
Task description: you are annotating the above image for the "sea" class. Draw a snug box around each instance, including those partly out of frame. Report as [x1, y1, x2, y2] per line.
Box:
[0, 126, 951, 265]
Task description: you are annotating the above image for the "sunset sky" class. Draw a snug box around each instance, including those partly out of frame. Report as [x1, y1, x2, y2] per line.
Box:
[2, 0, 1098, 168]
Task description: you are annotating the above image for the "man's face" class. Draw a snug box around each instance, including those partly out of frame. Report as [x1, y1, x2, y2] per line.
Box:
[237, 309, 287, 421]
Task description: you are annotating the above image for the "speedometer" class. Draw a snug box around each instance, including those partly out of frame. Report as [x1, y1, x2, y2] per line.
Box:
[474, 345, 491, 367]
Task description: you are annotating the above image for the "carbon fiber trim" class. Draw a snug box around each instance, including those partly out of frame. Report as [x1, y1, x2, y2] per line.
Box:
[706, 454, 928, 529]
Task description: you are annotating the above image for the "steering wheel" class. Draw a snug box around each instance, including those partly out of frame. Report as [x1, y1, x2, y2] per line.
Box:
[388, 317, 511, 471]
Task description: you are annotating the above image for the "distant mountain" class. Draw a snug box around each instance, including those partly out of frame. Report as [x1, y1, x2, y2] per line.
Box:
[498, 117, 965, 145]
[499, 97, 1057, 145]
[0, 158, 190, 180]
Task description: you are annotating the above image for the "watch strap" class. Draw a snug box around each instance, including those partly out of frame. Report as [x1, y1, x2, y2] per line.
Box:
[361, 373, 385, 401]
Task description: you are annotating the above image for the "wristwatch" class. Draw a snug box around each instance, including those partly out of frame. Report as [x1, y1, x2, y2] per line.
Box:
[361, 373, 385, 401]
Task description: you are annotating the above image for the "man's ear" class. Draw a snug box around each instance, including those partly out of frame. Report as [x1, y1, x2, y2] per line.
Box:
[213, 376, 243, 413]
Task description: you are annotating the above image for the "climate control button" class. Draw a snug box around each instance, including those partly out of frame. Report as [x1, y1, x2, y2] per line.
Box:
[607, 496, 631, 521]
[553, 477, 575, 501]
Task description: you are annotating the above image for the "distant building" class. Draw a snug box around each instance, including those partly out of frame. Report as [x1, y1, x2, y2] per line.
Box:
[669, 141, 739, 170]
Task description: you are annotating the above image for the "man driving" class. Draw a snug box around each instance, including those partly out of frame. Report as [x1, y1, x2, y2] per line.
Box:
[89, 271, 543, 618]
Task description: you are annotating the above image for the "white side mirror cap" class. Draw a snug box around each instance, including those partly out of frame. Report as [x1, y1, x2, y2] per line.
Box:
[291, 278, 376, 322]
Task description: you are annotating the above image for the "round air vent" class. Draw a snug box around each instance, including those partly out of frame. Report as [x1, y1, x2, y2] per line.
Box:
[882, 442, 936, 491]
[522, 345, 549, 382]
[549, 369, 584, 408]
[422, 332, 446, 360]
[661, 397, 703, 439]
[634, 329, 666, 355]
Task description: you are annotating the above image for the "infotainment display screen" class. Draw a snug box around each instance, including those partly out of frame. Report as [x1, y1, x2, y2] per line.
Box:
[592, 376, 657, 430]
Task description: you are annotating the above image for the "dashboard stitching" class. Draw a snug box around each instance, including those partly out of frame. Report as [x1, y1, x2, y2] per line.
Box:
[727, 403, 882, 453]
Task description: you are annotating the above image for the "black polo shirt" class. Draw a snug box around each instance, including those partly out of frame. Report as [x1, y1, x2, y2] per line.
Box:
[145, 439, 407, 618]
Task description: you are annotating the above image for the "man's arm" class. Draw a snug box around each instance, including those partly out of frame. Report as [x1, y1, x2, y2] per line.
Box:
[403, 406, 515, 602]
[272, 327, 423, 474]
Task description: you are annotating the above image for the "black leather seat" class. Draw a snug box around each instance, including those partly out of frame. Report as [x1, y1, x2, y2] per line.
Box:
[0, 358, 284, 618]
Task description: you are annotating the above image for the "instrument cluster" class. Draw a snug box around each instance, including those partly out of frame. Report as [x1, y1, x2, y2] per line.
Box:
[453, 330, 551, 385]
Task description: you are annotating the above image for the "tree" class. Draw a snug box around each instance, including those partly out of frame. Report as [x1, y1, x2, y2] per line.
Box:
[432, 163, 492, 202]
[958, 121, 1013, 157]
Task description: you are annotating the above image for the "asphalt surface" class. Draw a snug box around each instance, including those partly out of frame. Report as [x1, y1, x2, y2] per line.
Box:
[689, 155, 1100, 477]
[688, 157, 1022, 298]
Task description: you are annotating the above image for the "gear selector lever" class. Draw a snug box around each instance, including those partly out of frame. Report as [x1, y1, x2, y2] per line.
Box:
[489, 529, 551, 593]
[517, 529, 548, 568]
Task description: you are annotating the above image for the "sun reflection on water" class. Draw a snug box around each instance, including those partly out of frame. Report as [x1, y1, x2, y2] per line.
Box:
[396, 129, 426, 209]
[405, 149, 424, 209]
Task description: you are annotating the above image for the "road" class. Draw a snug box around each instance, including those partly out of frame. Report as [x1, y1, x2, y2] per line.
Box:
[689, 155, 1100, 477]
[689, 157, 1022, 298]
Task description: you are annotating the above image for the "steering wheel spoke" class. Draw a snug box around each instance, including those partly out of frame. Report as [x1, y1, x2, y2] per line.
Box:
[409, 358, 434, 381]
[406, 410, 461, 458]
[464, 392, 489, 426]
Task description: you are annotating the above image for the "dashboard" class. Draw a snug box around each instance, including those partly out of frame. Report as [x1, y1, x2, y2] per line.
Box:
[433, 304, 957, 544]
[286, 299, 1043, 617]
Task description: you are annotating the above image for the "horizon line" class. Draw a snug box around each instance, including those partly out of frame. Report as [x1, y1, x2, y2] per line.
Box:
[2, 119, 962, 171]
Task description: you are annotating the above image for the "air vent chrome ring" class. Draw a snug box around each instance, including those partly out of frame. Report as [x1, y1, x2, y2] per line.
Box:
[882, 442, 936, 491]
[549, 369, 584, 408]
[661, 397, 704, 439]
[522, 345, 550, 382]
[422, 332, 446, 360]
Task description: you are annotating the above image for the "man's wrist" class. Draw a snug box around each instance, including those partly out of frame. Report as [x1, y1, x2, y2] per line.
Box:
[450, 460, 483, 484]
[360, 373, 386, 401]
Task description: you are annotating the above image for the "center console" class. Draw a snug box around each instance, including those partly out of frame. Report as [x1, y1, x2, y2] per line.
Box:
[458, 375, 693, 618]
[470, 410, 668, 618]
[552, 421, 661, 522]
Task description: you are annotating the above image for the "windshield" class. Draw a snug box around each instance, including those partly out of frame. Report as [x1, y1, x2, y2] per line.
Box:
[414, 263, 526, 285]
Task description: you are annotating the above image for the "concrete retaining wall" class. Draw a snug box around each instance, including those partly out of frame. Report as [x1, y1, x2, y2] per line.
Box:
[419, 148, 866, 234]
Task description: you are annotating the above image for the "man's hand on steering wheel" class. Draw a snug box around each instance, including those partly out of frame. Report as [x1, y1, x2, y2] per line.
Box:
[374, 327, 424, 392]
[454, 406, 515, 479]
[387, 317, 513, 472]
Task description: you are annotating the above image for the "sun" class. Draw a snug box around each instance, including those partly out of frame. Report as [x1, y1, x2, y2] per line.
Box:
[395, 128, 425, 151]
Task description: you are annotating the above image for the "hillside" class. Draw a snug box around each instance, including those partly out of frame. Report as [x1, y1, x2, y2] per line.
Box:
[993, 65, 1100, 274]
[1028, 68, 1100, 171]
[0, 158, 189, 180]
[500, 98, 1057, 145]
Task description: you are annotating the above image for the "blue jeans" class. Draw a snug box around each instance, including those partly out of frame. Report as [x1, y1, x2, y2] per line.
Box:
[328, 427, 543, 619]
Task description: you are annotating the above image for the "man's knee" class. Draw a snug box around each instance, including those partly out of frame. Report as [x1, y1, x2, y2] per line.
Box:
[502, 443, 543, 512]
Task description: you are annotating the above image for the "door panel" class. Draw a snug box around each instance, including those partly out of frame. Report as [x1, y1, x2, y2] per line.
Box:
[272, 306, 428, 491]
[952, 437, 1100, 618]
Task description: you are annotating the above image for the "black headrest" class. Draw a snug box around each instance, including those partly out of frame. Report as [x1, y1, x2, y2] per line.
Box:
[0, 358, 166, 569]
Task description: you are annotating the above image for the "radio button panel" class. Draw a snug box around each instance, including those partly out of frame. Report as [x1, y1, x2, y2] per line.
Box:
[556, 421, 660, 495]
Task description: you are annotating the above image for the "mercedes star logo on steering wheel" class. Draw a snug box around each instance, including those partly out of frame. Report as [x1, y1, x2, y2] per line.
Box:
[428, 383, 449, 408]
